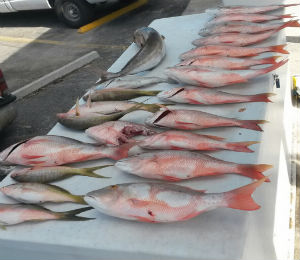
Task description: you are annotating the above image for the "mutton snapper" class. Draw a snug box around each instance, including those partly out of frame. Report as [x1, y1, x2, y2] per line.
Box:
[99, 27, 166, 82]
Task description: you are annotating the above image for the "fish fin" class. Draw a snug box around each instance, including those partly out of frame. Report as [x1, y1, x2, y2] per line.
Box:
[75, 98, 80, 116]
[58, 206, 94, 221]
[86, 93, 92, 108]
[163, 175, 182, 181]
[22, 155, 44, 159]
[130, 198, 150, 207]
[200, 134, 225, 141]
[248, 93, 275, 103]
[237, 164, 272, 181]
[72, 195, 88, 205]
[269, 44, 289, 54]
[224, 177, 267, 211]
[80, 165, 113, 178]
[238, 119, 268, 131]
[174, 121, 197, 130]
[226, 141, 260, 153]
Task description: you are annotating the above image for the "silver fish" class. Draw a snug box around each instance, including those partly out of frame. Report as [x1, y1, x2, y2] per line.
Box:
[99, 27, 166, 82]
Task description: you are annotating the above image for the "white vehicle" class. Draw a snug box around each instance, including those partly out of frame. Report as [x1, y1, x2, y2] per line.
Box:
[0, 0, 109, 27]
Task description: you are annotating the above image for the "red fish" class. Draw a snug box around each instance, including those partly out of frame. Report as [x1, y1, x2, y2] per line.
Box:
[165, 59, 288, 87]
[157, 87, 274, 105]
[139, 130, 259, 153]
[146, 109, 267, 131]
[84, 178, 267, 222]
[179, 44, 289, 59]
[0, 135, 136, 166]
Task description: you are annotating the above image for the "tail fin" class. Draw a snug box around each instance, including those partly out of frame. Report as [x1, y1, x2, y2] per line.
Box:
[259, 56, 280, 65]
[97, 71, 121, 84]
[224, 177, 267, 211]
[269, 44, 289, 54]
[226, 141, 259, 153]
[238, 119, 268, 131]
[281, 20, 300, 29]
[72, 195, 88, 205]
[80, 165, 112, 178]
[237, 164, 272, 181]
[280, 14, 295, 19]
[58, 207, 94, 221]
[247, 93, 275, 103]
[256, 59, 288, 76]
[283, 4, 300, 7]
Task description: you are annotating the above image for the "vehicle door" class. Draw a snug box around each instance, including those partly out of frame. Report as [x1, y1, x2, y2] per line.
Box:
[7, 0, 51, 11]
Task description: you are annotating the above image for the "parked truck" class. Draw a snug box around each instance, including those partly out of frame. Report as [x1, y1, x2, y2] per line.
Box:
[0, 0, 110, 27]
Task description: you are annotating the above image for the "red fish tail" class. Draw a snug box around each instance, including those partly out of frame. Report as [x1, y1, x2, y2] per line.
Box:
[238, 119, 268, 131]
[269, 44, 289, 54]
[226, 141, 260, 153]
[282, 20, 300, 29]
[236, 164, 272, 181]
[248, 93, 275, 103]
[283, 4, 300, 7]
[224, 177, 267, 211]
[255, 59, 288, 76]
[280, 14, 295, 19]
[259, 56, 280, 65]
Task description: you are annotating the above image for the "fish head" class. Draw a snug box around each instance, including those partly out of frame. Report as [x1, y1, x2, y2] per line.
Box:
[157, 87, 185, 99]
[145, 109, 172, 127]
[84, 185, 125, 212]
[133, 27, 154, 47]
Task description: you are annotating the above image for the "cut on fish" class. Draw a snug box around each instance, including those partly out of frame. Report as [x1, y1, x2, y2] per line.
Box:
[165, 59, 288, 87]
[139, 130, 259, 153]
[157, 87, 274, 105]
[0, 183, 86, 204]
[180, 44, 289, 59]
[10, 165, 111, 183]
[176, 56, 279, 70]
[98, 27, 166, 82]
[146, 109, 267, 131]
[0, 204, 93, 226]
[86, 121, 156, 146]
[0, 135, 136, 166]
[84, 178, 267, 223]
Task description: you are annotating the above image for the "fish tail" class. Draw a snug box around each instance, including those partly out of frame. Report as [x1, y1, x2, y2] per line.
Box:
[99, 71, 122, 83]
[282, 20, 300, 29]
[80, 165, 113, 178]
[58, 207, 94, 221]
[269, 44, 289, 54]
[238, 119, 268, 131]
[236, 164, 272, 181]
[226, 141, 260, 153]
[280, 14, 295, 19]
[224, 177, 267, 211]
[283, 3, 300, 7]
[72, 195, 88, 205]
[259, 56, 280, 65]
[247, 93, 276, 103]
[258, 59, 288, 75]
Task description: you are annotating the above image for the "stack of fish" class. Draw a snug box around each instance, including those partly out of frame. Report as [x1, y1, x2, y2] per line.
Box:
[0, 4, 296, 226]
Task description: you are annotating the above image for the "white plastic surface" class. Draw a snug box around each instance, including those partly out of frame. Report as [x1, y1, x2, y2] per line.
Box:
[0, 11, 294, 260]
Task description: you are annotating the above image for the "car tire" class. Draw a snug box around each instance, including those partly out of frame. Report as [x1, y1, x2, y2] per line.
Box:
[54, 0, 95, 28]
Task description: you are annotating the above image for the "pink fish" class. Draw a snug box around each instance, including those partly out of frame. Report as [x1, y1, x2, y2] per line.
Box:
[199, 20, 300, 36]
[146, 109, 267, 131]
[157, 87, 274, 105]
[214, 4, 299, 15]
[116, 151, 271, 181]
[165, 59, 288, 87]
[86, 121, 156, 146]
[176, 56, 278, 69]
[179, 44, 289, 59]
[193, 29, 284, 47]
[207, 13, 293, 26]
[84, 178, 267, 222]
[0, 135, 136, 166]
[139, 130, 259, 153]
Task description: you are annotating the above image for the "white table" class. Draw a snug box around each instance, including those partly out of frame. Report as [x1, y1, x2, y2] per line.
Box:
[0, 8, 296, 260]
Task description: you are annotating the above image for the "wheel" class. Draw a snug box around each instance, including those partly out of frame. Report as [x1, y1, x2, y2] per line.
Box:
[54, 0, 95, 28]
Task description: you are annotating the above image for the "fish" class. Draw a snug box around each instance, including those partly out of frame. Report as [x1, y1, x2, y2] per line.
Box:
[0, 183, 86, 204]
[193, 29, 285, 47]
[0, 135, 136, 166]
[207, 13, 294, 26]
[139, 130, 259, 153]
[57, 103, 146, 130]
[0, 103, 17, 132]
[211, 4, 299, 15]
[176, 56, 279, 70]
[99, 27, 166, 82]
[66, 101, 164, 115]
[179, 44, 289, 59]
[10, 165, 111, 183]
[83, 88, 160, 102]
[199, 20, 300, 36]
[164, 59, 288, 88]
[115, 151, 271, 181]
[157, 87, 274, 105]
[100, 75, 168, 89]
[0, 204, 93, 227]
[86, 121, 156, 146]
[146, 109, 267, 131]
[84, 178, 266, 223]
[0, 165, 15, 176]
